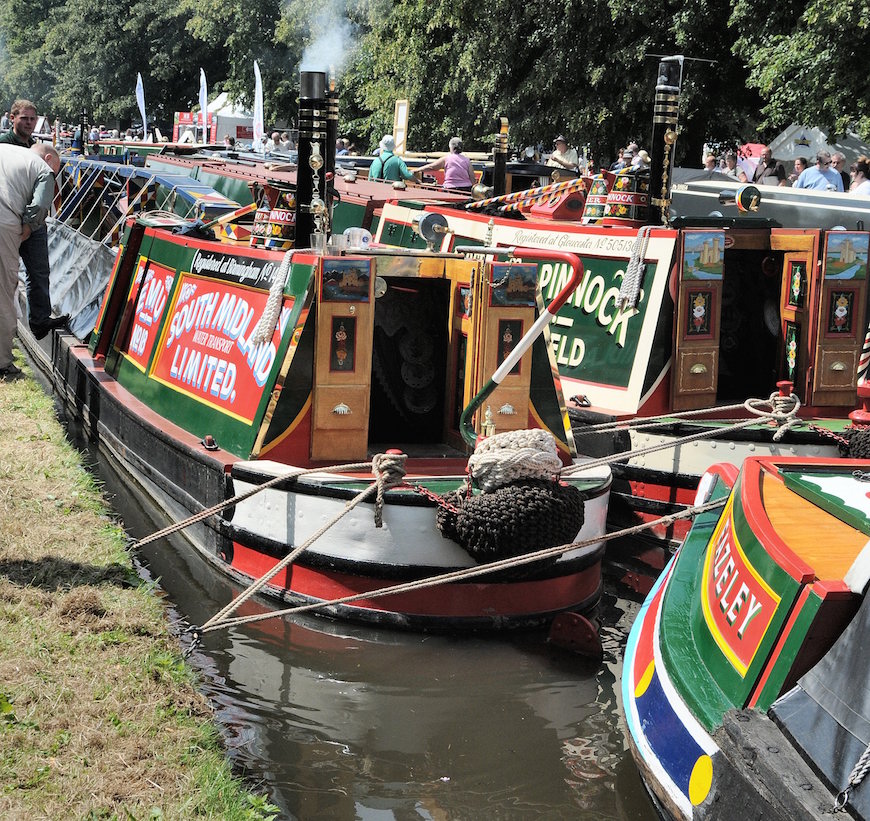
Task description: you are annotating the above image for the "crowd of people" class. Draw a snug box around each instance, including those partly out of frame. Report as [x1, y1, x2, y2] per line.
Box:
[700, 144, 870, 194]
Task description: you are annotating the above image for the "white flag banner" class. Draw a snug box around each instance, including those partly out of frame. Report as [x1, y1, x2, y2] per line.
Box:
[199, 68, 208, 143]
[135, 73, 150, 142]
[253, 60, 264, 148]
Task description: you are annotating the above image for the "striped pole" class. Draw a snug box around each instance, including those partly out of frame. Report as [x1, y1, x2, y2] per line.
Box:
[466, 176, 584, 211]
[498, 178, 588, 213]
[858, 324, 870, 384]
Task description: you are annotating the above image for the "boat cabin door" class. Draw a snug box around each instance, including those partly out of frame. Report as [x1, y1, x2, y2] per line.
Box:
[770, 230, 820, 399]
[671, 230, 725, 410]
[810, 231, 869, 406]
[464, 261, 540, 436]
[310, 256, 375, 461]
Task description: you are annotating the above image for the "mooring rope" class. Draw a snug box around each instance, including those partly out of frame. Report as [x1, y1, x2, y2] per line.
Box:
[196, 452, 406, 632]
[562, 392, 805, 476]
[132, 459, 379, 549]
[181, 496, 727, 647]
[570, 399, 766, 434]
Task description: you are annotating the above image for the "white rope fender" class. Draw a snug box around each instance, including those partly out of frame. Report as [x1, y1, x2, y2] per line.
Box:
[467, 429, 563, 491]
[250, 249, 295, 344]
[618, 225, 653, 309]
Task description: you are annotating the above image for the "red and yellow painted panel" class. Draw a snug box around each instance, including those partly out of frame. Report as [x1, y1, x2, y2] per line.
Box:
[701, 493, 781, 677]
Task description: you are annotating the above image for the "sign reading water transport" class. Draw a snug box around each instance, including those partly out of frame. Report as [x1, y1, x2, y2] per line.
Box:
[701, 496, 780, 676]
[149, 250, 294, 423]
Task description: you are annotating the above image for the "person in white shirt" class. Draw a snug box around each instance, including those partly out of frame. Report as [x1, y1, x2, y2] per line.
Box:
[849, 156, 870, 195]
[0, 143, 61, 378]
[547, 135, 579, 173]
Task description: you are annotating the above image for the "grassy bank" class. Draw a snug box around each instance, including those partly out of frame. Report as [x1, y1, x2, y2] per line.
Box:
[0, 351, 278, 820]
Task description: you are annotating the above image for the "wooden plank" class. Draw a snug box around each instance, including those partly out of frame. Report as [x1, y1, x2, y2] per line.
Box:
[760, 471, 867, 581]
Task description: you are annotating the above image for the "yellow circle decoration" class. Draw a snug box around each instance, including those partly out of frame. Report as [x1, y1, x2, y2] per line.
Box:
[635, 660, 655, 698]
[689, 755, 713, 805]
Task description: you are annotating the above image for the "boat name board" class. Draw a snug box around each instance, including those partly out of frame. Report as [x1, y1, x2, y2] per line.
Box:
[149, 271, 293, 422]
[700, 496, 781, 677]
[538, 261, 642, 381]
[191, 248, 281, 291]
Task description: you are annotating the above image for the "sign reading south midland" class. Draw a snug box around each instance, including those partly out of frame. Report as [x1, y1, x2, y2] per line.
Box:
[701, 496, 781, 676]
[150, 250, 294, 423]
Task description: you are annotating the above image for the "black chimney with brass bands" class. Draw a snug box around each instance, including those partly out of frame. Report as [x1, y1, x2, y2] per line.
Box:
[647, 56, 683, 226]
[326, 69, 338, 179]
[296, 71, 328, 244]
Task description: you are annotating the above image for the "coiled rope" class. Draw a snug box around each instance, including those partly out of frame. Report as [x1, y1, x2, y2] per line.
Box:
[250, 249, 295, 345]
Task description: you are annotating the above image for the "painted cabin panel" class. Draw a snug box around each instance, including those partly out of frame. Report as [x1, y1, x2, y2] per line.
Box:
[106, 229, 313, 456]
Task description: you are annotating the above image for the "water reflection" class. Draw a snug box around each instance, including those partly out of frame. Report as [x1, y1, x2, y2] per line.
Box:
[92, 445, 656, 820]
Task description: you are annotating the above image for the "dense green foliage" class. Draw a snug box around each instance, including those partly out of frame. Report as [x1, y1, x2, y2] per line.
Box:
[0, 0, 866, 160]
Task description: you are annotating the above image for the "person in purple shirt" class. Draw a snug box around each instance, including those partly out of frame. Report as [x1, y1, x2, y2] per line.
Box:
[793, 151, 844, 191]
[416, 137, 475, 193]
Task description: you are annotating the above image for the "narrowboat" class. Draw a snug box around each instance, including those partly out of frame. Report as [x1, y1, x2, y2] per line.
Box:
[17, 72, 613, 633]
[370, 56, 870, 570]
[621, 450, 870, 818]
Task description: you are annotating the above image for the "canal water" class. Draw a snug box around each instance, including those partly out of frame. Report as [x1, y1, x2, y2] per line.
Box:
[87, 445, 659, 820]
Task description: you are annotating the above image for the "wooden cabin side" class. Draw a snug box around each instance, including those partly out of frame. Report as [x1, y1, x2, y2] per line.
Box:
[86, 218, 578, 469]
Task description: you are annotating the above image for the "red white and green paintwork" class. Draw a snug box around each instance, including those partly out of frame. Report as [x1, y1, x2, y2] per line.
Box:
[375, 201, 869, 559]
[622, 456, 870, 818]
[28, 209, 614, 632]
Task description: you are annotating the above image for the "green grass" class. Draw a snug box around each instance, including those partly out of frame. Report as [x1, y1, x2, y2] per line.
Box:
[0, 352, 279, 820]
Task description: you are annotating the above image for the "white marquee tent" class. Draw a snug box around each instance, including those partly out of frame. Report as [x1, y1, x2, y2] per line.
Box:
[769, 124, 870, 163]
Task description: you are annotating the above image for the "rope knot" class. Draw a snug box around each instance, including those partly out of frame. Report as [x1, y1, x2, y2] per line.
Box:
[745, 391, 803, 441]
[371, 452, 408, 527]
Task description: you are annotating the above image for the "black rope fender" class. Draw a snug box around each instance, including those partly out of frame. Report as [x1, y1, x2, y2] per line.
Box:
[435, 479, 585, 570]
[840, 426, 870, 459]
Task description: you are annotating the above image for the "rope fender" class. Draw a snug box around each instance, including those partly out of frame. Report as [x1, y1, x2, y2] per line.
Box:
[436, 430, 584, 568]
[436, 480, 585, 568]
[839, 427, 870, 459]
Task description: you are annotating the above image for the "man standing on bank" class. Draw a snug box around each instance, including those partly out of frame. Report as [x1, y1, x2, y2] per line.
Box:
[0, 99, 69, 340]
[0, 143, 61, 379]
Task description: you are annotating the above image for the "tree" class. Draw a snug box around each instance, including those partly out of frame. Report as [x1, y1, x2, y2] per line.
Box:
[0, 0, 63, 113]
[733, 0, 870, 139]
[184, 0, 295, 126]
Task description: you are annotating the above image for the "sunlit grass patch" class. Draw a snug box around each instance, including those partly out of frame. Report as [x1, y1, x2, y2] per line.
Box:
[0, 352, 279, 820]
